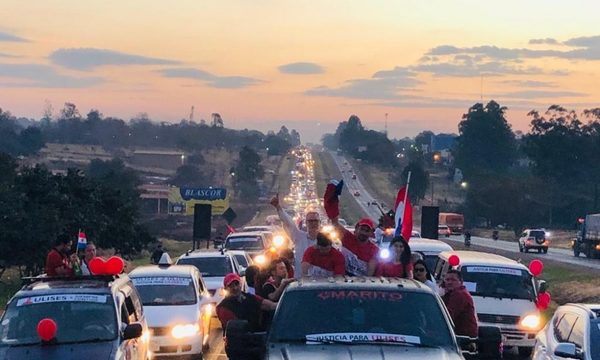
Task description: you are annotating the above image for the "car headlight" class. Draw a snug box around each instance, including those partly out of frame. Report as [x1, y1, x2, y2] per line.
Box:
[519, 314, 541, 330]
[254, 254, 267, 265]
[171, 324, 200, 339]
[273, 235, 285, 247]
[379, 248, 390, 260]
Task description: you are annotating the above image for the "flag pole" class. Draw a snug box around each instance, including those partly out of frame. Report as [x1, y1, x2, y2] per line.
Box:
[403, 171, 412, 211]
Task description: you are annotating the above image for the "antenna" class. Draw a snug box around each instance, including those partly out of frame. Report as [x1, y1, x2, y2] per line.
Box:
[189, 106, 195, 122]
[384, 113, 388, 135]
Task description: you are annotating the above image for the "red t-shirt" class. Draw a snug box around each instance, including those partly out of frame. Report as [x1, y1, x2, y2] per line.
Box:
[442, 286, 478, 338]
[341, 228, 379, 262]
[302, 246, 346, 275]
[375, 262, 413, 278]
[45, 249, 71, 277]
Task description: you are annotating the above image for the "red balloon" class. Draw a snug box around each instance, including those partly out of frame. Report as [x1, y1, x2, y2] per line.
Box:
[536, 292, 551, 310]
[529, 259, 544, 277]
[37, 318, 57, 341]
[88, 257, 106, 275]
[105, 256, 125, 275]
[448, 255, 460, 267]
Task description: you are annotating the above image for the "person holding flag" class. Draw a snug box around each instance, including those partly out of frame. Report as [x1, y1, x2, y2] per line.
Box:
[324, 179, 379, 276]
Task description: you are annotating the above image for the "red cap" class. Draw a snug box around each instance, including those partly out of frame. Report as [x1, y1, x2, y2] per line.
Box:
[223, 273, 241, 287]
[357, 218, 375, 230]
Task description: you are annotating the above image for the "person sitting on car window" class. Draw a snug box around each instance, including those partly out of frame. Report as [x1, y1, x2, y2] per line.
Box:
[216, 273, 277, 332]
[375, 236, 413, 279]
[301, 232, 345, 277]
[413, 259, 438, 293]
[442, 269, 478, 338]
[262, 259, 296, 302]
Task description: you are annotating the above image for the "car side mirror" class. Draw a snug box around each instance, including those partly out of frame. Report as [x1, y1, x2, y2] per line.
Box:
[537, 280, 548, 293]
[122, 322, 143, 340]
[554, 343, 580, 359]
[456, 335, 477, 355]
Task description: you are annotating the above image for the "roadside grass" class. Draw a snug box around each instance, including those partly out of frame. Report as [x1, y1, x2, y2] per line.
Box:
[314, 151, 363, 224]
[350, 160, 397, 208]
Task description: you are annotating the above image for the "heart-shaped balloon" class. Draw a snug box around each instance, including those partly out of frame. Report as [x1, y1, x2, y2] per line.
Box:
[88, 257, 107, 275]
[105, 256, 125, 275]
[37, 318, 57, 341]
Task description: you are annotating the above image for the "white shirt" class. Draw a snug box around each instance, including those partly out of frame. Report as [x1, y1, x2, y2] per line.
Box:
[374, 227, 384, 244]
[277, 208, 316, 279]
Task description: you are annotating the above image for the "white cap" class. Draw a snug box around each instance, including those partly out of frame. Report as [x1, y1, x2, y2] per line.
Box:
[158, 252, 172, 265]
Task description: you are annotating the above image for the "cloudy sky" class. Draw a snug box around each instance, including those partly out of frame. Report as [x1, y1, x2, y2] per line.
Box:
[2, 1, 600, 142]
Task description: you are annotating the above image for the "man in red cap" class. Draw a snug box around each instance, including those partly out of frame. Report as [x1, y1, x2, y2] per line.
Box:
[334, 217, 379, 276]
[216, 273, 278, 332]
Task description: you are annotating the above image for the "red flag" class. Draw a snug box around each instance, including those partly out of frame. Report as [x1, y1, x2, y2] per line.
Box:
[323, 180, 344, 219]
[394, 186, 413, 241]
[226, 225, 236, 235]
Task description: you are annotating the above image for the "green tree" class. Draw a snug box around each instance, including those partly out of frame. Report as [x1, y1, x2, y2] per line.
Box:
[398, 161, 429, 203]
[234, 146, 263, 201]
[454, 101, 517, 179]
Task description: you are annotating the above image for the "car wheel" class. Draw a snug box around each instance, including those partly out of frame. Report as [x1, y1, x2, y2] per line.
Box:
[518, 346, 532, 357]
[574, 244, 580, 257]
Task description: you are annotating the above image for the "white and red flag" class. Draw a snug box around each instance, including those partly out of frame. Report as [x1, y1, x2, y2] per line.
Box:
[394, 186, 413, 241]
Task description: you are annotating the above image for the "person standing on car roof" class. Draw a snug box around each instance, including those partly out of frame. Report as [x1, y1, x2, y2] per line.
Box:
[375, 236, 413, 279]
[442, 269, 478, 338]
[302, 232, 346, 276]
[216, 273, 278, 332]
[45, 234, 74, 277]
[270, 193, 320, 279]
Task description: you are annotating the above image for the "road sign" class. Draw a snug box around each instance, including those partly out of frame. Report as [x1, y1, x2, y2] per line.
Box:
[222, 207, 237, 224]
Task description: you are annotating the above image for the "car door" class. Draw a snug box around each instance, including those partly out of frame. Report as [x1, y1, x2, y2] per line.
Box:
[548, 312, 578, 359]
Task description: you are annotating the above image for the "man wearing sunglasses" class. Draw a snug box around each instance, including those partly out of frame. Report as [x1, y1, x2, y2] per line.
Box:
[216, 273, 278, 332]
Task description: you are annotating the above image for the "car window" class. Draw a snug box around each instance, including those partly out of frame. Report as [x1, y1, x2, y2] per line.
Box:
[225, 236, 265, 250]
[0, 293, 118, 345]
[555, 313, 577, 342]
[461, 266, 535, 300]
[124, 295, 138, 323]
[590, 319, 600, 360]
[433, 259, 447, 280]
[568, 316, 584, 349]
[132, 276, 197, 306]
[529, 230, 545, 238]
[177, 257, 233, 277]
[129, 287, 144, 319]
[270, 290, 454, 349]
[235, 254, 249, 267]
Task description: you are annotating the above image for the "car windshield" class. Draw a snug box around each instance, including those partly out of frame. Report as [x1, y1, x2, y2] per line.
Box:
[177, 257, 233, 277]
[234, 255, 249, 267]
[461, 266, 535, 300]
[225, 236, 264, 250]
[270, 289, 454, 349]
[131, 276, 197, 306]
[0, 294, 117, 346]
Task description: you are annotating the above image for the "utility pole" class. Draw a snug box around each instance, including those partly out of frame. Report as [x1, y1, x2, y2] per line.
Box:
[384, 113, 388, 136]
[189, 106, 194, 122]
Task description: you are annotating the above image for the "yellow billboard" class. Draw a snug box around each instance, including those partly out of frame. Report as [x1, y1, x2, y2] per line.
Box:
[168, 187, 229, 215]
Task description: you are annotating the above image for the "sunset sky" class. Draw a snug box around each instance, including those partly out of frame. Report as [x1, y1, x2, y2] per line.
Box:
[2, 1, 600, 142]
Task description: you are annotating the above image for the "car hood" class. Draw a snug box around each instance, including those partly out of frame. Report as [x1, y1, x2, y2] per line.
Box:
[0, 340, 116, 360]
[203, 276, 225, 291]
[267, 344, 463, 360]
[144, 304, 200, 327]
[472, 296, 537, 317]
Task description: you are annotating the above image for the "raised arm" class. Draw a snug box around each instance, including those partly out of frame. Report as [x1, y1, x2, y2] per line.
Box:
[271, 194, 304, 241]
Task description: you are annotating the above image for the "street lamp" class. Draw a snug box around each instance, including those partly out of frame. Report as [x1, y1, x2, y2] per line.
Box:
[180, 154, 185, 165]
[460, 181, 468, 189]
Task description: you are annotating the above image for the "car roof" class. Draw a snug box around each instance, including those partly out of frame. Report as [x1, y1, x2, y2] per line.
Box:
[177, 250, 233, 259]
[13, 275, 131, 298]
[563, 303, 600, 318]
[410, 238, 453, 252]
[226, 231, 266, 238]
[226, 250, 250, 256]
[438, 250, 528, 270]
[129, 264, 198, 278]
[287, 276, 435, 294]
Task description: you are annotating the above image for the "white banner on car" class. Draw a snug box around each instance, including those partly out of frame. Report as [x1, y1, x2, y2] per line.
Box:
[17, 294, 107, 306]
[132, 277, 191, 286]
[306, 332, 421, 344]
[465, 266, 522, 276]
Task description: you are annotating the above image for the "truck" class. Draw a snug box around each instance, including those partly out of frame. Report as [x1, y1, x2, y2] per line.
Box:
[439, 212, 464, 234]
[573, 214, 600, 259]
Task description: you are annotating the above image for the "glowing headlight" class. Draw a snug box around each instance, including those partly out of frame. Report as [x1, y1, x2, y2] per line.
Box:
[519, 314, 541, 330]
[273, 235, 285, 247]
[171, 324, 200, 339]
[380, 249, 390, 260]
[254, 254, 267, 265]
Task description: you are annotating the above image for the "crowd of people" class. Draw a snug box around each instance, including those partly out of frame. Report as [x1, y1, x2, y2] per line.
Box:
[44, 234, 97, 277]
[216, 194, 478, 339]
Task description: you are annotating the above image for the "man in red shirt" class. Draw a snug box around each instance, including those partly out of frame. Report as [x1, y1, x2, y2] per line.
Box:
[45, 234, 74, 277]
[301, 232, 345, 276]
[216, 273, 277, 332]
[332, 217, 379, 276]
[442, 269, 478, 338]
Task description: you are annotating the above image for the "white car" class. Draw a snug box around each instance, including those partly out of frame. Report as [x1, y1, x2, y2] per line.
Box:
[129, 264, 212, 359]
[518, 228, 549, 254]
[176, 251, 245, 309]
[227, 250, 254, 272]
[533, 303, 600, 360]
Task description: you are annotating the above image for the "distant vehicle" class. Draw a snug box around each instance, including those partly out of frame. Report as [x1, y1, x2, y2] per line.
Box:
[532, 303, 600, 360]
[224, 232, 270, 258]
[574, 214, 600, 258]
[434, 251, 546, 357]
[129, 264, 212, 357]
[227, 250, 254, 272]
[0, 274, 148, 360]
[351, 174, 357, 180]
[411, 230, 421, 238]
[224, 277, 501, 360]
[518, 229, 549, 254]
[439, 213, 464, 234]
[438, 225, 451, 237]
[242, 225, 276, 233]
[353, 191, 360, 197]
